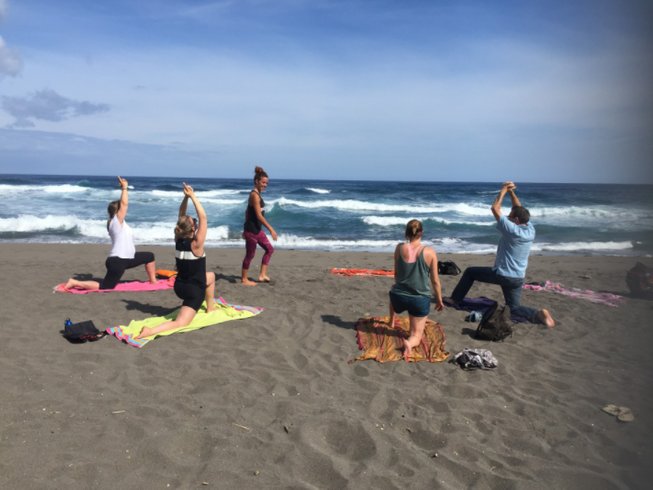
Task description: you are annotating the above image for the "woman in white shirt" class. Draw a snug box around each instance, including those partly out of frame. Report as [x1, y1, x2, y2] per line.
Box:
[64, 176, 157, 291]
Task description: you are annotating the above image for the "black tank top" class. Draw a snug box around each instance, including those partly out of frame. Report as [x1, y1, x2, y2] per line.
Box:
[244, 190, 265, 234]
[175, 238, 206, 287]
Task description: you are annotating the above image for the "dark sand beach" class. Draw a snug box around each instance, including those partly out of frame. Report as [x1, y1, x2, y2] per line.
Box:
[1, 244, 652, 489]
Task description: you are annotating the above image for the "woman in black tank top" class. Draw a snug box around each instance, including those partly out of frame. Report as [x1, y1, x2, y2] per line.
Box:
[136, 183, 217, 339]
[244, 190, 264, 234]
[241, 166, 278, 286]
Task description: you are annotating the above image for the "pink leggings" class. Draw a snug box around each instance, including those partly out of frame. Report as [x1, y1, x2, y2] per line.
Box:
[242, 230, 274, 269]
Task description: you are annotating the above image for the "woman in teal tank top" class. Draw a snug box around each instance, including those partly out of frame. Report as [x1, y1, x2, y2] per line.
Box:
[389, 219, 444, 361]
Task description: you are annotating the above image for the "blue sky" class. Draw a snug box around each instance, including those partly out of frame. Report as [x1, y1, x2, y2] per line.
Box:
[0, 0, 651, 183]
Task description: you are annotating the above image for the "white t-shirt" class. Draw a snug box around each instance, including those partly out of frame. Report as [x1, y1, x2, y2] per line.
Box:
[108, 215, 136, 259]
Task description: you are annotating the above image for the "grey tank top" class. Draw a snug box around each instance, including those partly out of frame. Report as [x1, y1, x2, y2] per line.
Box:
[391, 245, 432, 297]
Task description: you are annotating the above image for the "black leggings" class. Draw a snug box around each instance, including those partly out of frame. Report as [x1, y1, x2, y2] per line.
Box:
[174, 279, 206, 311]
[99, 252, 155, 289]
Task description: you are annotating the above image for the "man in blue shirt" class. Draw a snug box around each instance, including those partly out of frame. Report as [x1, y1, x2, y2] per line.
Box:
[447, 182, 555, 327]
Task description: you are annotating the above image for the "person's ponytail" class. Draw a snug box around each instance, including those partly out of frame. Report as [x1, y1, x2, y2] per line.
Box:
[405, 219, 423, 240]
[107, 200, 120, 231]
[175, 216, 194, 241]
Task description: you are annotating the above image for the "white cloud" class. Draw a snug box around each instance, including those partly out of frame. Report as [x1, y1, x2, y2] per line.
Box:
[1, 0, 650, 182]
[0, 1, 22, 78]
[9, 35, 650, 150]
[0, 36, 21, 77]
[2, 89, 110, 128]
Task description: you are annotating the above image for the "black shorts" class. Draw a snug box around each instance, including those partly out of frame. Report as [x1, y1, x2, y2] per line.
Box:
[100, 251, 155, 289]
[174, 279, 206, 311]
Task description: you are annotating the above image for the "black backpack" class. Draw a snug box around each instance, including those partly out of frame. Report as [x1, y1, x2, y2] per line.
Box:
[475, 304, 513, 341]
[62, 320, 104, 343]
[438, 260, 461, 275]
[626, 262, 653, 298]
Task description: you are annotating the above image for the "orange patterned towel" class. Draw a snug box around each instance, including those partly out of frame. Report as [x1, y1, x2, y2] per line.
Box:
[331, 268, 394, 277]
[355, 316, 449, 363]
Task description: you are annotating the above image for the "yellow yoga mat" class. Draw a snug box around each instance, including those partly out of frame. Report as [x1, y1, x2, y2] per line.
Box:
[105, 297, 263, 348]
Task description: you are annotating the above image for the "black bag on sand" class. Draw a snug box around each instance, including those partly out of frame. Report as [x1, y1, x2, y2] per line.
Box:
[438, 260, 461, 275]
[63, 320, 104, 343]
[626, 262, 653, 298]
[475, 304, 513, 342]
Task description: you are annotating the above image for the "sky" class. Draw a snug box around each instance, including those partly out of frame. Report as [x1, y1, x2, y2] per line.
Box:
[0, 0, 651, 183]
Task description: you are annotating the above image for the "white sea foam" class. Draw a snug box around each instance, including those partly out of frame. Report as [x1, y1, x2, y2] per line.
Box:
[199, 198, 246, 207]
[200, 189, 249, 197]
[0, 214, 99, 234]
[200, 233, 401, 251]
[0, 214, 229, 244]
[277, 197, 649, 227]
[270, 234, 398, 251]
[151, 188, 247, 197]
[530, 206, 653, 229]
[0, 184, 44, 193]
[362, 216, 493, 227]
[150, 190, 181, 198]
[363, 216, 428, 226]
[0, 184, 90, 194]
[358, 203, 651, 228]
[445, 203, 494, 216]
[428, 237, 497, 254]
[0, 214, 635, 255]
[530, 206, 631, 226]
[532, 241, 633, 252]
[149, 189, 244, 206]
[42, 184, 90, 194]
[534, 205, 614, 218]
[277, 197, 451, 213]
[136, 224, 230, 244]
[276, 197, 520, 217]
[1, 178, 649, 256]
[197, 234, 498, 254]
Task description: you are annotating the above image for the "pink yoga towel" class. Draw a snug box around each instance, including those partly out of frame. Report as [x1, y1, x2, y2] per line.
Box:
[53, 277, 175, 294]
[523, 280, 623, 307]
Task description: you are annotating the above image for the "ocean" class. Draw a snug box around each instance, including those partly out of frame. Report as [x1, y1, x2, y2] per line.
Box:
[1, 174, 652, 256]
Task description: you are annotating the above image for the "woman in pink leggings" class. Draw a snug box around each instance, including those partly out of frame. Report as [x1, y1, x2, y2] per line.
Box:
[241, 166, 278, 286]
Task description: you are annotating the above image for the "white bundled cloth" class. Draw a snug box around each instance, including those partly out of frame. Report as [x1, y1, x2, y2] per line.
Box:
[453, 348, 498, 370]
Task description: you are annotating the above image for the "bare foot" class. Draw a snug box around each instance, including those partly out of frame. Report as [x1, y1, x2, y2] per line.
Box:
[64, 279, 76, 290]
[206, 301, 217, 313]
[258, 276, 271, 283]
[402, 339, 412, 362]
[443, 297, 459, 308]
[149, 279, 158, 284]
[538, 309, 555, 328]
[135, 327, 151, 339]
[242, 278, 258, 286]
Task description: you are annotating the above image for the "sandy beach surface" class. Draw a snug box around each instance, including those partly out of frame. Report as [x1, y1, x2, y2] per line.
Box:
[1, 244, 652, 489]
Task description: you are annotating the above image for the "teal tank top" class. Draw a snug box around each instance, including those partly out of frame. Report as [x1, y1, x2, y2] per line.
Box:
[391, 245, 432, 297]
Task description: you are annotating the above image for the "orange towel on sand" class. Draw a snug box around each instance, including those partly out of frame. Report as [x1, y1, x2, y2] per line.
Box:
[331, 268, 394, 277]
[355, 316, 449, 363]
[155, 269, 177, 278]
